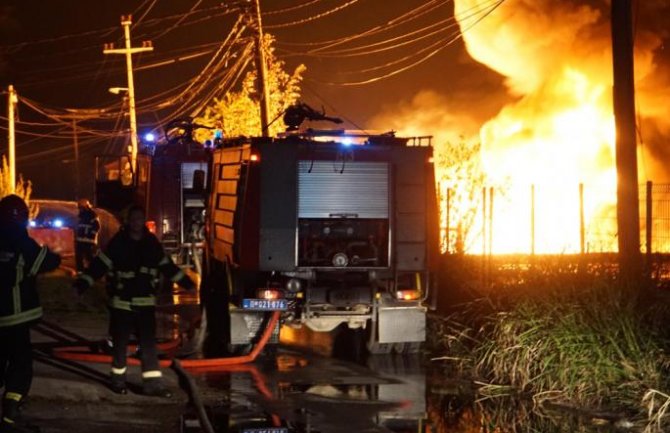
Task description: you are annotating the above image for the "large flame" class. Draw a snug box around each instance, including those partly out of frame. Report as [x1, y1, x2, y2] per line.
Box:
[374, 0, 670, 254]
[451, 0, 670, 253]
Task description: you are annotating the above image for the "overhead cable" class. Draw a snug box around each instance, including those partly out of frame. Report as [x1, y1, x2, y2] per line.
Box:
[265, 0, 360, 29]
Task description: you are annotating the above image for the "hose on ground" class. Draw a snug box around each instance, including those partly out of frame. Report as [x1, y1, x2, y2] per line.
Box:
[171, 359, 216, 433]
[50, 311, 281, 369]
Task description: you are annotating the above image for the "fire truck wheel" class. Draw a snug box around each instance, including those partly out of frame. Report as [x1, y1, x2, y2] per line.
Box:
[391, 342, 422, 354]
[366, 341, 393, 355]
[332, 325, 366, 362]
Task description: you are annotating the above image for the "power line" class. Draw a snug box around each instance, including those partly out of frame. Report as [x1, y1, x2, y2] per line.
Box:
[301, 81, 368, 133]
[0, 115, 63, 128]
[18, 135, 110, 163]
[277, 0, 448, 50]
[149, 0, 204, 41]
[323, 0, 501, 70]
[262, 0, 324, 15]
[280, 18, 459, 58]
[310, 0, 506, 86]
[2, 3, 232, 56]
[265, 0, 361, 29]
[134, 0, 160, 27]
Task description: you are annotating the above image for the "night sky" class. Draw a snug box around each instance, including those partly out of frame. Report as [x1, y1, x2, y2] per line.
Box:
[1, 1, 668, 199]
[0, 0, 507, 199]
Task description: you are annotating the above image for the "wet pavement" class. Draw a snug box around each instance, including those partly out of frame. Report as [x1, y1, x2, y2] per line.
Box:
[188, 348, 428, 433]
[23, 274, 627, 433]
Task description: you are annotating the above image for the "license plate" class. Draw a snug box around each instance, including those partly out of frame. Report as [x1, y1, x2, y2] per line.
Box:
[242, 428, 288, 433]
[242, 298, 288, 311]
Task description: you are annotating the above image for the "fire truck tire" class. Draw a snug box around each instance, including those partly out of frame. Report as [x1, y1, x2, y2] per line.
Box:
[332, 326, 366, 362]
[366, 341, 393, 355]
[392, 342, 422, 354]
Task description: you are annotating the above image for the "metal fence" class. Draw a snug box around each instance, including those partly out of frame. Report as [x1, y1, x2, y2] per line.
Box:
[439, 181, 670, 255]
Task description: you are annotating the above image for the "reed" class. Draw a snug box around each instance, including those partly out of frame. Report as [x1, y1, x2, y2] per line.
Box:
[430, 270, 670, 431]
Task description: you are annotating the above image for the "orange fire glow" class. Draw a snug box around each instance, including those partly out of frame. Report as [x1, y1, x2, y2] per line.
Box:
[374, 1, 669, 254]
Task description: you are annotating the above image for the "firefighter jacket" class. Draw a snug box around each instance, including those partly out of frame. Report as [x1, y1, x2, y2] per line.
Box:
[77, 227, 194, 310]
[76, 208, 100, 245]
[0, 227, 61, 328]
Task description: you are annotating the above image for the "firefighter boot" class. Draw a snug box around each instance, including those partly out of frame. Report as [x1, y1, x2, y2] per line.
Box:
[142, 377, 172, 398]
[1, 396, 38, 433]
[109, 371, 128, 395]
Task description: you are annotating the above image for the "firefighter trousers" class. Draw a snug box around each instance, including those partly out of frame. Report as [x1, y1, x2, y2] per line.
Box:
[0, 325, 33, 424]
[110, 307, 160, 378]
[75, 242, 97, 272]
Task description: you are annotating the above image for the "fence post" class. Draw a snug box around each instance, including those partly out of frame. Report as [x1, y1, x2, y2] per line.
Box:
[488, 186, 494, 256]
[646, 180, 652, 263]
[530, 184, 535, 256]
[482, 186, 487, 256]
[579, 183, 585, 254]
[446, 186, 451, 254]
[482, 186, 487, 287]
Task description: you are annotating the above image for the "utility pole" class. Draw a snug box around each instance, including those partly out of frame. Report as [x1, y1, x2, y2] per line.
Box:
[72, 118, 79, 198]
[252, 0, 271, 137]
[611, 0, 641, 284]
[7, 85, 18, 193]
[104, 15, 153, 174]
[62, 108, 104, 199]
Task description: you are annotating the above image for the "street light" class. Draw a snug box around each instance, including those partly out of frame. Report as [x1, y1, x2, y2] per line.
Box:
[108, 87, 129, 95]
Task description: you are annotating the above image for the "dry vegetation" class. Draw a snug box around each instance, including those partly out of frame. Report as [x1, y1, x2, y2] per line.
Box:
[430, 254, 670, 432]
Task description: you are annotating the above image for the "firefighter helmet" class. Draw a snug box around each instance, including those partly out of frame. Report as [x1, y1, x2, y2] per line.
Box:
[0, 194, 29, 227]
[78, 198, 92, 209]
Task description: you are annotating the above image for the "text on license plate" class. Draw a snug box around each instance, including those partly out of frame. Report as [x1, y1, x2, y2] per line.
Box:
[242, 299, 288, 311]
[242, 428, 289, 433]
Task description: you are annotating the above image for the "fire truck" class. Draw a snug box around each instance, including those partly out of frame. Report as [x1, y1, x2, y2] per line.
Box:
[95, 108, 439, 354]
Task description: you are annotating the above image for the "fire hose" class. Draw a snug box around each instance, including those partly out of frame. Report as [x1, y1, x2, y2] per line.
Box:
[47, 311, 280, 369]
[35, 313, 282, 432]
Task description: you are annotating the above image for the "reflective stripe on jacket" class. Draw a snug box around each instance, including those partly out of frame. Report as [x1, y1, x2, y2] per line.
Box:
[76, 209, 100, 244]
[0, 228, 61, 328]
[78, 227, 191, 310]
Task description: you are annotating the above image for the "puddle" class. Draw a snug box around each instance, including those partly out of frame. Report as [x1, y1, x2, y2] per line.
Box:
[163, 291, 622, 433]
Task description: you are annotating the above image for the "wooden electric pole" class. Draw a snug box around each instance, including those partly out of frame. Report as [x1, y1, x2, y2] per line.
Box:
[611, 0, 641, 283]
[6, 85, 18, 193]
[104, 15, 153, 174]
[252, 0, 271, 137]
[62, 108, 106, 200]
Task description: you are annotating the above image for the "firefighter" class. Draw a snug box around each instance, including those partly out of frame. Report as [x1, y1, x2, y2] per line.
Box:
[74, 205, 195, 397]
[0, 195, 61, 432]
[75, 199, 100, 272]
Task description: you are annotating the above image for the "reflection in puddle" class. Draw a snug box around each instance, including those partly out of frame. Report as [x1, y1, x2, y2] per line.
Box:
[168, 287, 614, 432]
[276, 354, 310, 372]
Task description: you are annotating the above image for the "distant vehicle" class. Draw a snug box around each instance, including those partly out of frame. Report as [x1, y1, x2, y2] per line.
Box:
[93, 106, 439, 353]
[27, 200, 120, 269]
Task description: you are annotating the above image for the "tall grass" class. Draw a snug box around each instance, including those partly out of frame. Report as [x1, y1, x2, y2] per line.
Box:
[430, 267, 670, 431]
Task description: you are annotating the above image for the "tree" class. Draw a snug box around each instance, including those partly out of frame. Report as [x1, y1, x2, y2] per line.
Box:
[195, 34, 306, 140]
[436, 140, 488, 254]
[0, 156, 38, 220]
